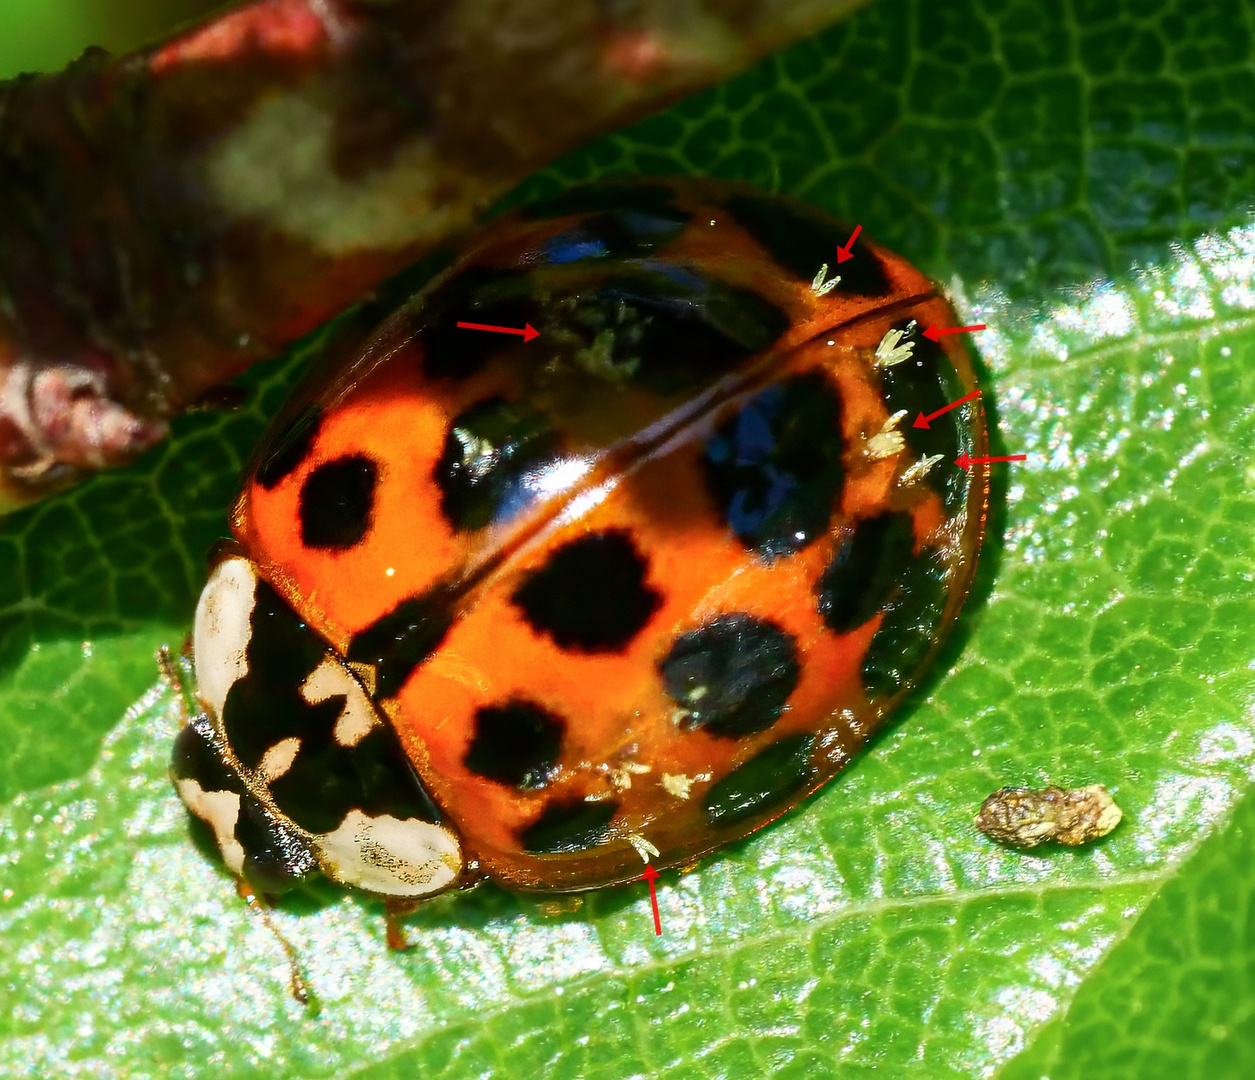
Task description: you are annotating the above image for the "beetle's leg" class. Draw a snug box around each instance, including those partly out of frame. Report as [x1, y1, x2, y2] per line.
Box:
[156, 643, 182, 706]
[385, 897, 422, 952]
[157, 642, 199, 722]
[236, 879, 315, 1007]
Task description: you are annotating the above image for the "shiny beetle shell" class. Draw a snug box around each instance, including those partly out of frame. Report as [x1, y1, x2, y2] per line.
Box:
[171, 178, 990, 902]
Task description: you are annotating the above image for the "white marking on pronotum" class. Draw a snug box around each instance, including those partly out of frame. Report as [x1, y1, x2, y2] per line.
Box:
[627, 833, 660, 863]
[302, 656, 380, 747]
[174, 778, 246, 875]
[866, 410, 909, 460]
[258, 737, 302, 782]
[900, 453, 945, 486]
[193, 557, 258, 719]
[314, 811, 463, 898]
[875, 327, 916, 367]
[810, 262, 841, 296]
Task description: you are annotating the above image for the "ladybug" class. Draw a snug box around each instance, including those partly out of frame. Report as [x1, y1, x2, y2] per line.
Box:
[170, 178, 989, 921]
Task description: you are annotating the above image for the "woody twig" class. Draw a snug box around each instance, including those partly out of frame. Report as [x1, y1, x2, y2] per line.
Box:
[0, 0, 864, 510]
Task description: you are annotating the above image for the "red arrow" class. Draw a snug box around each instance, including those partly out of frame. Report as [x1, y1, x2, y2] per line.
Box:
[456, 320, 539, 342]
[956, 451, 1027, 471]
[836, 224, 862, 264]
[913, 390, 982, 429]
[641, 864, 662, 936]
[923, 322, 986, 342]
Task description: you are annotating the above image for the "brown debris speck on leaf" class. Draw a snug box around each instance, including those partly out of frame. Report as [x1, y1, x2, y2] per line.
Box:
[975, 784, 1123, 849]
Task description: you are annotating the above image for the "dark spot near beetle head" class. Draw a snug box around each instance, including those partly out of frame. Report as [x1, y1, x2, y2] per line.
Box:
[520, 798, 618, 853]
[299, 454, 379, 550]
[464, 699, 565, 790]
[257, 405, 322, 490]
[660, 614, 800, 738]
[513, 530, 661, 653]
[704, 372, 845, 558]
[817, 513, 917, 633]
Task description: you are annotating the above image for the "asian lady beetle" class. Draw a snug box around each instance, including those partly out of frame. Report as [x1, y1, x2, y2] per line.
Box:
[171, 178, 989, 916]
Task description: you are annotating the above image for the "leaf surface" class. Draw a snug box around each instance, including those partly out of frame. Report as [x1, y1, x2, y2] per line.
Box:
[2, 0, 1255, 1076]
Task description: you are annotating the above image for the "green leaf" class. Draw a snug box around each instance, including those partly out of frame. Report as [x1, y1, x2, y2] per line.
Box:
[3, 0, 1255, 1076]
[0, 0, 219, 75]
[1000, 783, 1255, 1079]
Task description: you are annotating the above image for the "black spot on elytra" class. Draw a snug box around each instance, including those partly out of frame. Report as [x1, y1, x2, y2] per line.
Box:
[660, 614, 800, 738]
[299, 454, 379, 550]
[463, 700, 564, 790]
[554, 271, 789, 395]
[256, 405, 321, 490]
[817, 513, 918, 633]
[420, 266, 538, 381]
[513, 531, 661, 653]
[521, 798, 617, 853]
[704, 372, 845, 557]
[519, 180, 680, 221]
[436, 397, 561, 531]
[346, 589, 456, 699]
[859, 553, 951, 701]
[234, 794, 317, 894]
[725, 192, 891, 296]
[704, 733, 816, 828]
[878, 321, 970, 509]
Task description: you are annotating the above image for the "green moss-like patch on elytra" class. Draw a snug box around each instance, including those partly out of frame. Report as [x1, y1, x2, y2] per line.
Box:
[4, 0, 1255, 1076]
